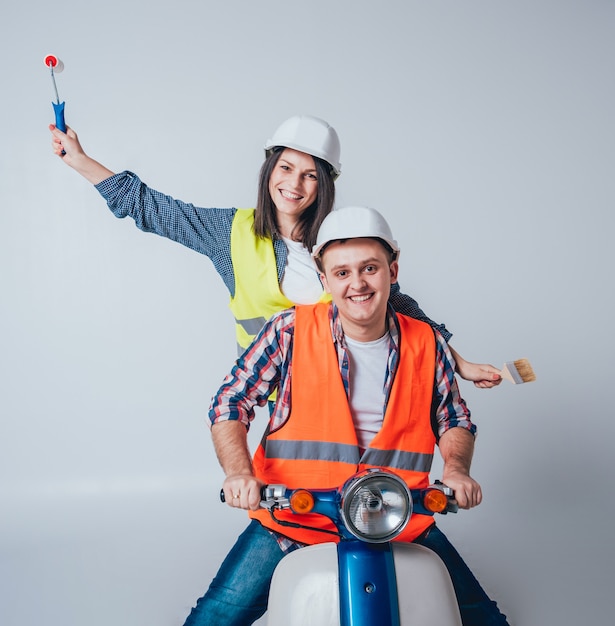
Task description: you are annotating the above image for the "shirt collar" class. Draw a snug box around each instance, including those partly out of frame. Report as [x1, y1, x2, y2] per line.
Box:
[328, 303, 400, 348]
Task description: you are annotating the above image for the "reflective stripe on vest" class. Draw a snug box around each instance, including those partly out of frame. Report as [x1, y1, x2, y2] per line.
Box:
[250, 302, 438, 545]
[264, 440, 361, 465]
[263, 440, 433, 474]
[236, 316, 269, 337]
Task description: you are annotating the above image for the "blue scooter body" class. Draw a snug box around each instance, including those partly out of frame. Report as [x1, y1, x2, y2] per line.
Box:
[263, 474, 462, 626]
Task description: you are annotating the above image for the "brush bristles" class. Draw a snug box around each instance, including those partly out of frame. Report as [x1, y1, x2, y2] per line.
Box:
[512, 358, 536, 383]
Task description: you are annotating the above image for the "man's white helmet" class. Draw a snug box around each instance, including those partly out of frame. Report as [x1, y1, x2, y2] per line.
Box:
[264, 115, 342, 179]
[312, 206, 400, 260]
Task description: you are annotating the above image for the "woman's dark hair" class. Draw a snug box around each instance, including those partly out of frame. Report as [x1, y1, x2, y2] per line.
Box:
[253, 147, 336, 250]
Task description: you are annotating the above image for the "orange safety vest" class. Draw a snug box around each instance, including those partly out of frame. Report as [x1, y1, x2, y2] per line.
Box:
[250, 302, 437, 544]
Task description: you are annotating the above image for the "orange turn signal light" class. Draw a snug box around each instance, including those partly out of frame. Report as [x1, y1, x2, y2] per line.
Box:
[289, 489, 315, 514]
[422, 488, 449, 513]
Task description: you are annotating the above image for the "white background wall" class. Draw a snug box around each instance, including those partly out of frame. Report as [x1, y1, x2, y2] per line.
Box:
[1, 1, 613, 624]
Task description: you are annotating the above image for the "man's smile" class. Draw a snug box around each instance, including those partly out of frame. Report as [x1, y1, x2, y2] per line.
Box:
[348, 293, 374, 303]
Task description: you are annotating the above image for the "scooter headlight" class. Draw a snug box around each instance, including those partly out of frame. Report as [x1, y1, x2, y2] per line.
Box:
[339, 469, 412, 543]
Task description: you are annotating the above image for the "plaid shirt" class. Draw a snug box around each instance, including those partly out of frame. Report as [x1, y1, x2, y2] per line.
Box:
[208, 304, 473, 553]
[209, 304, 472, 436]
[95, 171, 452, 341]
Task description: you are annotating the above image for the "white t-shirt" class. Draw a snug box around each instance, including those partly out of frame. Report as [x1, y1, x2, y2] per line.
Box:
[280, 237, 324, 304]
[345, 333, 390, 450]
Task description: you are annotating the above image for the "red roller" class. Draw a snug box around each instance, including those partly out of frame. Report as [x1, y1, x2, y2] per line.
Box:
[44, 54, 64, 73]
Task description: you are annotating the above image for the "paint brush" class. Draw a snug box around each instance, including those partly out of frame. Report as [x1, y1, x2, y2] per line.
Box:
[499, 358, 536, 384]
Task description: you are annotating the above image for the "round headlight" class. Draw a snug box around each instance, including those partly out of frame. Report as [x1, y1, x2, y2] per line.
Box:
[339, 470, 412, 542]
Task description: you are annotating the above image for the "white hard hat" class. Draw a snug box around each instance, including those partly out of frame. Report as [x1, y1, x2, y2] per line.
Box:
[312, 206, 400, 260]
[264, 115, 342, 179]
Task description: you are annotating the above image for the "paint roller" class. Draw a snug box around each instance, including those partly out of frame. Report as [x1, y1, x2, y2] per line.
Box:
[44, 54, 66, 132]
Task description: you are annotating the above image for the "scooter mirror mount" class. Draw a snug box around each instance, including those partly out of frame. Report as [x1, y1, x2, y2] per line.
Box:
[260, 484, 291, 511]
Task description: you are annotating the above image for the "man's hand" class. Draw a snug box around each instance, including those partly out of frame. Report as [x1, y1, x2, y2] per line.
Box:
[440, 469, 482, 509]
[212, 421, 263, 510]
[222, 474, 265, 511]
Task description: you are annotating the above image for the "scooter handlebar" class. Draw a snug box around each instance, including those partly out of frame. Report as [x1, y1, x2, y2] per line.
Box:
[219, 486, 271, 503]
[220, 479, 458, 514]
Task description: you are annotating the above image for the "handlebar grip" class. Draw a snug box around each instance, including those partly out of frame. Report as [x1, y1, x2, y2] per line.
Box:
[219, 486, 269, 503]
[53, 101, 66, 133]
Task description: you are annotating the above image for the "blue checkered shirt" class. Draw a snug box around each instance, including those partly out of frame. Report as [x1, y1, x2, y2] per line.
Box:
[95, 171, 452, 341]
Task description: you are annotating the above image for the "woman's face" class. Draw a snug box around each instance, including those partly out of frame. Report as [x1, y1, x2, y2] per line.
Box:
[268, 148, 319, 231]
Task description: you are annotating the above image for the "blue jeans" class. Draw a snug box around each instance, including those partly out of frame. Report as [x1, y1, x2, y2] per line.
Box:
[415, 525, 509, 625]
[183, 521, 284, 625]
[183, 520, 509, 626]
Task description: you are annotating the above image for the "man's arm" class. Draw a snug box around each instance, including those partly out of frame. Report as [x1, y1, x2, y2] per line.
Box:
[208, 308, 296, 510]
[212, 420, 264, 511]
[439, 427, 482, 510]
[432, 330, 482, 509]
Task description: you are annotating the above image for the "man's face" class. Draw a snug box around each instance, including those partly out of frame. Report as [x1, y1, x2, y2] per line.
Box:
[319, 238, 398, 341]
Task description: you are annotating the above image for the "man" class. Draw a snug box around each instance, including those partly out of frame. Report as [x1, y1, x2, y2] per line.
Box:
[184, 207, 509, 626]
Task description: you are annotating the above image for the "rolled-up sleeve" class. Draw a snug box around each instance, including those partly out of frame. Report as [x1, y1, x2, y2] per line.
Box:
[208, 309, 296, 429]
[433, 331, 475, 438]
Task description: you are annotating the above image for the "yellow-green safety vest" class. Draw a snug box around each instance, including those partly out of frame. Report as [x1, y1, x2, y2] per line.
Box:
[229, 209, 330, 355]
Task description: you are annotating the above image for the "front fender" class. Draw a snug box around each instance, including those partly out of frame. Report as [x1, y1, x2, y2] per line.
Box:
[267, 543, 339, 626]
[266, 542, 461, 626]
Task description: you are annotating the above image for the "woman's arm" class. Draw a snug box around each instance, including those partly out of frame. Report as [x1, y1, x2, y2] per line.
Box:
[389, 283, 502, 388]
[49, 124, 239, 293]
[388, 282, 451, 340]
[449, 346, 502, 389]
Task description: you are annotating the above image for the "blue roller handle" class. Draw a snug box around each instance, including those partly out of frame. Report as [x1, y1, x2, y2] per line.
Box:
[53, 101, 66, 133]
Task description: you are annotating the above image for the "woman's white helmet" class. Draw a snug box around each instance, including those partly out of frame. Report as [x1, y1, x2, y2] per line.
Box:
[312, 206, 400, 260]
[264, 115, 342, 179]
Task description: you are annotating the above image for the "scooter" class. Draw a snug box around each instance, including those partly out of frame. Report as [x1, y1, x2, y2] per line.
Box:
[260, 468, 462, 626]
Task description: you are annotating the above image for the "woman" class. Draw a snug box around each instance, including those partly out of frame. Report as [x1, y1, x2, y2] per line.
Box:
[49, 115, 501, 386]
